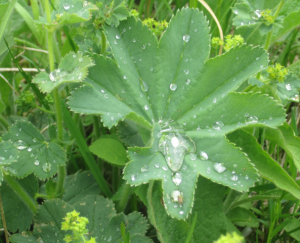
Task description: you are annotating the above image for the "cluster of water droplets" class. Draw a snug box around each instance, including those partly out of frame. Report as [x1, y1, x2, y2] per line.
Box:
[49, 68, 68, 83]
[244, 113, 258, 124]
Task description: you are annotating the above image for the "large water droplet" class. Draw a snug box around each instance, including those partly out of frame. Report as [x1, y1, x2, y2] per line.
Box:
[231, 174, 238, 181]
[140, 80, 148, 92]
[189, 153, 197, 161]
[131, 175, 136, 181]
[171, 137, 179, 147]
[42, 163, 52, 172]
[116, 34, 121, 39]
[14, 140, 27, 150]
[199, 151, 208, 160]
[27, 147, 32, 152]
[213, 163, 226, 173]
[245, 116, 258, 124]
[63, 3, 70, 10]
[155, 163, 160, 168]
[184, 70, 189, 75]
[141, 165, 149, 172]
[185, 79, 190, 85]
[107, 236, 112, 242]
[171, 190, 183, 202]
[172, 172, 182, 186]
[49, 69, 61, 82]
[285, 84, 292, 91]
[212, 121, 224, 131]
[34, 160, 40, 165]
[144, 105, 149, 110]
[245, 175, 249, 180]
[183, 34, 190, 42]
[170, 83, 177, 91]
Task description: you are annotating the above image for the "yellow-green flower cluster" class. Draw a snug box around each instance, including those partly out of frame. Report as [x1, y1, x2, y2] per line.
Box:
[214, 232, 244, 243]
[61, 210, 96, 243]
[211, 37, 224, 49]
[130, 9, 139, 18]
[224, 35, 244, 51]
[267, 63, 288, 82]
[142, 18, 168, 37]
[261, 9, 275, 25]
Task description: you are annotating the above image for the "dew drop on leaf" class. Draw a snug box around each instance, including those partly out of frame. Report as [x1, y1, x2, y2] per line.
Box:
[189, 153, 197, 160]
[213, 163, 226, 173]
[179, 211, 184, 215]
[245, 116, 258, 124]
[172, 172, 183, 186]
[162, 166, 168, 171]
[213, 98, 217, 103]
[131, 175, 136, 181]
[212, 121, 224, 131]
[185, 79, 190, 85]
[285, 84, 292, 91]
[245, 175, 249, 180]
[171, 190, 183, 202]
[231, 174, 239, 181]
[140, 80, 148, 92]
[256, 57, 260, 60]
[183, 34, 190, 42]
[144, 105, 149, 110]
[155, 163, 160, 168]
[28, 147, 32, 152]
[132, 39, 136, 43]
[34, 160, 40, 165]
[199, 151, 208, 160]
[141, 165, 149, 172]
[142, 45, 146, 49]
[116, 34, 121, 39]
[184, 70, 189, 75]
[49, 69, 60, 82]
[63, 3, 70, 10]
[170, 83, 177, 91]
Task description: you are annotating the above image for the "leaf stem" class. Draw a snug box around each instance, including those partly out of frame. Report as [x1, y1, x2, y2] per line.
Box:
[198, 0, 223, 54]
[0, 193, 9, 243]
[117, 183, 131, 212]
[4, 174, 37, 213]
[264, 0, 284, 50]
[0, 115, 9, 131]
[184, 212, 197, 243]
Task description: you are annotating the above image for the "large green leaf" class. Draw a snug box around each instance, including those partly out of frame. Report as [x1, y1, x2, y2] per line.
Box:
[2, 120, 66, 180]
[1, 174, 38, 232]
[265, 122, 300, 172]
[33, 52, 94, 93]
[68, 8, 286, 219]
[226, 207, 259, 227]
[227, 129, 300, 199]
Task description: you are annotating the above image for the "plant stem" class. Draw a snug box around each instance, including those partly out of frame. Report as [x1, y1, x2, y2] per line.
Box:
[0, 115, 9, 131]
[4, 174, 37, 213]
[264, 0, 284, 50]
[93, 116, 101, 139]
[117, 184, 131, 212]
[112, 166, 119, 193]
[184, 212, 197, 243]
[0, 193, 9, 243]
[36, 105, 55, 114]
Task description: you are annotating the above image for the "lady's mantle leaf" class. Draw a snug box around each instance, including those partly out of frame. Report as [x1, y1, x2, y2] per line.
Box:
[277, 74, 300, 103]
[10, 196, 152, 243]
[35, 0, 98, 30]
[33, 52, 94, 93]
[68, 8, 286, 219]
[0, 141, 18, 183]
[2, 121, 66, 180]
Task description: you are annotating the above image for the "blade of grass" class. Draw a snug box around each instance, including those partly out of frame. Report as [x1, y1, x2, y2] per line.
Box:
[184, 212, 197, 243]
[60, 99, 112, 197]
[0, 0, 17, 43]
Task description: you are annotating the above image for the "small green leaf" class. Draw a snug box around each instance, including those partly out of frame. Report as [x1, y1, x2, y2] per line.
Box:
[3, 120, 66, 180]
[226, 207, 259, 227]
[277, 74, 300, 103]
[289, 60, 300, 78]
[35, 0, 98, 30]
[227, 129, 300, 199]
[284, 217, 300, 241]
[89, 138, 128, 166]
[265, 123, 300, 172]
[1, 174, 38, 232]
[33, 52, 94, 93]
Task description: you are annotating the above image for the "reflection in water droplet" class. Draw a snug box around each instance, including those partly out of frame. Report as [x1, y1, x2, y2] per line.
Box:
[79, 57, 83, 62]
[185, 79, 190, 85]
[183, 34, 190, 42]
[104, 94, 109, 99]
[116, 34, 121, 39]
[171, 190, 183, 202]
[285, 84, 292, 91]
[189, 153, 197, 161]
[213, 163, 226, 173]
[42, 163, 52, 172]
[155, 163, 160, 168]
[144, 105, 149, 110]
[231, 174, 238, 181]
[184, 70, 189, 75]
[141, 165, 149, 172]
[199, 151, 208, 160]
[132, 39, 136, 42]
[63, 3, 70, 10]
[34, 160, 40, 165]
[170, 83, 177, 91]
[212, 121, 224, 131]
[172, 172, 183, 186]
[140, 80, 148, 92]
[179, 211, 184, 215]
[245, 175, 249, 180]
[131, 175, 136, 181]
[213, 98, 217, 103]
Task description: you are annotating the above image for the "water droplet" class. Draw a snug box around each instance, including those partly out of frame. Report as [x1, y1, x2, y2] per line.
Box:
[140, 80, 148, 92]
[245, 175, 249, 180]
[213, 163, 226, 173]
[183, 34, 190, 42]
[144, 105, 149, 110]
[116, 34, 121, 39]
[172, 172, 183, 186]
[199, 151, 208, 160]
[132, 39, 136, 43]
[150, 67, 153, 71]
[73, 54, 76, 58]
[231, 175, 238, 181]
[213, 98, 217, 103]
[141, 165, 149, 172]
[170, 83, 177, 91]
[107, 236, 112, 242]
[104, 94, 109, 98]
[63, 3, 70, 10]
[179, 211, 184, 215]
[245, 116, 258, 124]
[155, 163, 160, 168]
[194, 29, 197, 32]
[42, 163, 52, 172]
[185, 79, 190, 85]
[189, 153, 197, 161]
[27, 147, 32, 152]
[212, 121, 224, 131]
[233, 164, 237, 167]
[241, 22, 244, 26]
[142, 45, 146, 49]
[114, 40, 117, 44]
[131, 175, 136, 181]
[171, 190, 183, 202]
[79, 57, 83, 62]
[184, 70, 189, 75]
[285, 84, 292, 91]
[171, 137, 179, 147]
[49, 69, 60, 82]
[162, 166, 168, 171]
[34, 160, 40, 165]
[256, 57, 260, 60]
